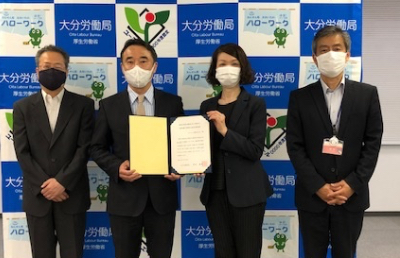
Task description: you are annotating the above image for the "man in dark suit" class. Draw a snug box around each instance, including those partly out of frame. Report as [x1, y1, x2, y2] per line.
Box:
[90, 39, 184, 258]
[13, 45, 94, 258]
[286, 26, 383, 258]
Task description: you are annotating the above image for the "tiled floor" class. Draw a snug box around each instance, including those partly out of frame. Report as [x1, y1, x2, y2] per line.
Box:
[0, 213, 399, 257]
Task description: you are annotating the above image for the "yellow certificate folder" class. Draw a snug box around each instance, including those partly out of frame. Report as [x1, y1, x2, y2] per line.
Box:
[129, 116, 168, 175]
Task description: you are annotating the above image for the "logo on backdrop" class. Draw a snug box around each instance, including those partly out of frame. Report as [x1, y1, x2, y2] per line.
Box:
[8, 217, 29, 241]
[182, 211, 215, 257]
[178, 59, 213, 110]
[185, 175, 203, 189]
[4, 112, 13, 141]
[261, 211, 298, 257]
[141, 230, 148, 254]
[265, 113, 286, 149]
[268, 232, 288, 252]
[263, 111, 288, 160]
[96, 184, 108, 204]
[244, 8, 293, 48]
[183, 63, 209, 90]
[268, 27, 289, 48]
[65, 59, 117, 109]
[25, 28, 44, 48]
[88, 165, 109, 211]
[0, 9, 48, 48]
[124, 7, 170, 45]
[88, 81, 107, 101]
[206, 85, 222, 98]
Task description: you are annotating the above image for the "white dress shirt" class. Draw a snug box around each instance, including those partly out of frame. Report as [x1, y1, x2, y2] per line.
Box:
[321, 77, 345, 135]
[41, 89, 65, 133]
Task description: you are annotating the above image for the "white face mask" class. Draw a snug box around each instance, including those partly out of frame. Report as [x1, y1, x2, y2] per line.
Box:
[123, 65, 154, 89]
[316, 51, 348, 78]
[215, 66, 241, 88]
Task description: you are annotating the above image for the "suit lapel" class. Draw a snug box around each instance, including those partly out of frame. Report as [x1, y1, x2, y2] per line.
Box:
[310, 82, 333, 134]
[228, 89, 249, 129]
[206, 94, 219, 112]
[32, 92, 52, 144]
[202, 94, 219, 142]
[154, 89, 163, 116]
[50, 90, 74, 148]
[118, 90, 133, 116]
[204, 89, 248, 130]
[154, 88, 179, 117]
[337, 80, 355, 138]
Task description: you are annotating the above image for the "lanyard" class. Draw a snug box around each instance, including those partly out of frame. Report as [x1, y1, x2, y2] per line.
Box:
[326, 86, 343, 136]
[332, 105, 342, 136]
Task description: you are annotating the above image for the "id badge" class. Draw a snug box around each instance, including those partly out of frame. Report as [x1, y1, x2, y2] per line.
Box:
[322, 136, 344, 156]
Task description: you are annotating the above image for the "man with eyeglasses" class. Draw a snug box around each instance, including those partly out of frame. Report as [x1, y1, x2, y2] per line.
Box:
[13, 45, 94, 258]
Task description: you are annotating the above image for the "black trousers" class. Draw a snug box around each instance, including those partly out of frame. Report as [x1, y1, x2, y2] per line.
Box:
[109, 200, 176, 258]
[205, 190, 266, 258]
[298, 206, 364, 258]
[26, 203, 86, 258]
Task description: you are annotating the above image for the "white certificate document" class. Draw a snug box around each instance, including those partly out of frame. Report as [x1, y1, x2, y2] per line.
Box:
[171, 115, 211, 174]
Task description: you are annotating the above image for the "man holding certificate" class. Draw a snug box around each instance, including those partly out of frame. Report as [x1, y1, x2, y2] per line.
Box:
[90, 39, 184, 258]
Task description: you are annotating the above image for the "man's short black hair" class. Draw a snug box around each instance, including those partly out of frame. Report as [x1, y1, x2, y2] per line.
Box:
[120, 39, 158, 62]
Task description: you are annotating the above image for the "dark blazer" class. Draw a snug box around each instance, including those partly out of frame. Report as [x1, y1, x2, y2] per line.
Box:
[286, 79, 383, 213]
[90, 88, 184, 217]
[200, 88, 273, 207]
[13, 90, 94, 217]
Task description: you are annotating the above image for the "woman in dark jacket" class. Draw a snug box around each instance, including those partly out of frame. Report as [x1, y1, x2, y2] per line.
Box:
[200, 43, 273, 258]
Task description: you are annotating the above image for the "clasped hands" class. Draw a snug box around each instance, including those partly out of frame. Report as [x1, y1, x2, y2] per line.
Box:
[41, 178, 68, 202]
[119, 160, 182, 182]
[316, 180, 355, 206]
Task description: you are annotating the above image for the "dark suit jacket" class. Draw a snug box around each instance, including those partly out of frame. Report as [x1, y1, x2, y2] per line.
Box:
[200, 88, 273, 208]
[13, 89, 94, 217]
[286, 79, 383, 213]
[90, 88, 184, 217]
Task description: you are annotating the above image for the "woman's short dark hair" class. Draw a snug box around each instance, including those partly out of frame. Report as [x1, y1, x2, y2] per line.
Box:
[120, 38, 158, 62]
[206, 43, 254, 86]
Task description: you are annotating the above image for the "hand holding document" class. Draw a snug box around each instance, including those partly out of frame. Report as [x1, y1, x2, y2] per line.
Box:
[171, 115, 211, 174]
[130, 116, 169, 175]
[129, 115, 211, 175]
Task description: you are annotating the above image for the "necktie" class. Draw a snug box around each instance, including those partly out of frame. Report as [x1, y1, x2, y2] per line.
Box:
[136, 94, 145, 116]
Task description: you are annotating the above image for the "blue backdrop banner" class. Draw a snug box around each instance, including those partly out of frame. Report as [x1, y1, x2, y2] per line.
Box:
[0, 0, 362, 257]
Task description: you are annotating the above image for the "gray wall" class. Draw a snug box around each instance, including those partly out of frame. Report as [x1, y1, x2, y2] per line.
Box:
[363, 0, 400, 211]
